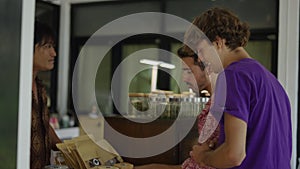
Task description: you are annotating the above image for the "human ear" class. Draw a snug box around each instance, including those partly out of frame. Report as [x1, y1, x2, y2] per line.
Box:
[215, 36, 223, 48]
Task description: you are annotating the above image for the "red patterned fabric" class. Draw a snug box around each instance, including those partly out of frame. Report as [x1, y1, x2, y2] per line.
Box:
[181, 100, 220, 169]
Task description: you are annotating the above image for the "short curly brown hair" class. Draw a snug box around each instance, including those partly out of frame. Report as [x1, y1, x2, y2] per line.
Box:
[185, 7, 250, 50]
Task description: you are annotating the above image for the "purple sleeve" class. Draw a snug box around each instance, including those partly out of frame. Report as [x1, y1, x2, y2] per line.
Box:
[213, 70, 251, 123]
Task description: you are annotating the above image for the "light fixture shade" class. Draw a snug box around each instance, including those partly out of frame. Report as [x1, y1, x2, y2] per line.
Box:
[140, 59, 175, 69]
[159, 62, 175, 69]
[139, 59, 161, 66]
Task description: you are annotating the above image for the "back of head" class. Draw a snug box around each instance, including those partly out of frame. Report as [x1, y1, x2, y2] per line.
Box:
[185, 7, 250, 50]
[34, 21, 55, 46]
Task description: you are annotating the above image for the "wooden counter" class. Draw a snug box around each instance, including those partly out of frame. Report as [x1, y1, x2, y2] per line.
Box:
[104, 116, 199, 166]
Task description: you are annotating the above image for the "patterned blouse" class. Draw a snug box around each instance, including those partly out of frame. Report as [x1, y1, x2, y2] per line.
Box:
[181, 100, 220, 169]
[31, 78, 61, 169]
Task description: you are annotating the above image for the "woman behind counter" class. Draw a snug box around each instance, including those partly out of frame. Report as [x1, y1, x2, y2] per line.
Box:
[31, 21, 61, 169]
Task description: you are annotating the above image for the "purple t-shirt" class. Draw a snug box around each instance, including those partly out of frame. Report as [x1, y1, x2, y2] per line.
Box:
[213, 58, 292, 169]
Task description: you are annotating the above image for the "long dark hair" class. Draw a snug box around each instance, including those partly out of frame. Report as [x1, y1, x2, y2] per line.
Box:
[34, 21, 55, 46]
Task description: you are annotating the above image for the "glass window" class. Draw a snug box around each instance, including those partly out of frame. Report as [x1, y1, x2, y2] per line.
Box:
[70, 0, 279, 116]
[165, 0, 277, 31]
[123, 44, 159, 93]
[72, 45, 112, 115]
[170, 43, 185, 93]
[72, 1, 161, 37]
[0, 0, 22, 168]
[95, 48, 112, 116]
[245, 41, 273, 70]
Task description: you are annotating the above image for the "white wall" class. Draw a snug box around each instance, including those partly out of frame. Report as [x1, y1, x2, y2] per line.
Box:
[57, 0, 71, 116]
[278, 0, 299, 168]
[17, 0, 35, 168]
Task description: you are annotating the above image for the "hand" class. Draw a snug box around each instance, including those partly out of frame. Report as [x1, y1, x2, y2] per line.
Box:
[207, 137, 218, 150]
[189, 142, 213, 166]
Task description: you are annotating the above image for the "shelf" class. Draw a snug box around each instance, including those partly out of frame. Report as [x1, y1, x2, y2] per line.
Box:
[55, 127, 80, 140]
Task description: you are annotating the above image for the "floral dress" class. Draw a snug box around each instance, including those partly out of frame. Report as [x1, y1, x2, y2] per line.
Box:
[181, 100, 220, 169]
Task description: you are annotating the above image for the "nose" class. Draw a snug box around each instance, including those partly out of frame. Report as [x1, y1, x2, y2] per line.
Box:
[50, 47, 57, 57]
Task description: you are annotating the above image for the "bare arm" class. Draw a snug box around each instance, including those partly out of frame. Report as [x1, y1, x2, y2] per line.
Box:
[49, 125, 62, 150]
[191, 112, 247, 168]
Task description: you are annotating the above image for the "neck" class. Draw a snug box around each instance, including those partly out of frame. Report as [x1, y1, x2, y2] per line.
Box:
[223, 47, 250, 68]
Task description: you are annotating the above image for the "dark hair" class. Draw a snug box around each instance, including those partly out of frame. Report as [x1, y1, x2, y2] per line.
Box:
[177, 46, 206, 71]
[34, 21, 55, 46]
[185, 7, 250, 50]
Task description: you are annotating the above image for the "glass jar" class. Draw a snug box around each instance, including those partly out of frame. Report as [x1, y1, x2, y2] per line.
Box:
[148, 93, 159, 118]
[190, 97, 198, 117]
[169, 94, 181, 119]
[180, 96, 193, 117]
[157, 96, 168, 119]
[128, 93, 145, 117]
[200, 97, 210, 110]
